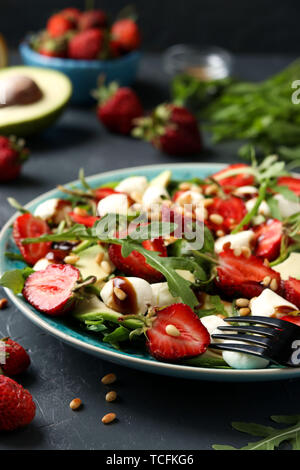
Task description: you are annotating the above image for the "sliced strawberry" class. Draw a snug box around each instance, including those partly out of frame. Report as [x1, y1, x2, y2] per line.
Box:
[281, 315, 300, 327]
[146, 303, 210, 361]
[216, 247, 281, 299]
[277, 176, 300, 196]
[23, 264, 81, 316]
[94, 187, 120, 201]
[13, 213, 51, 265]
[108, 237, 167, 283]
[69, 212, 100, 227]
[253, 219, 282, 261]
[206, 196, 247, 234]
[212, 164, 255, 193]
[172, 190, 185, 202]
[283, 277, 300, 309]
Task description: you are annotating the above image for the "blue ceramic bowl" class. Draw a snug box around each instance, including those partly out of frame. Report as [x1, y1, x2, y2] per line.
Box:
[20, 41, 142, 105]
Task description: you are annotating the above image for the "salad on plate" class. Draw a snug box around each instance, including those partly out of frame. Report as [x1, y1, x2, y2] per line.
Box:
[2, 155, 300, 371]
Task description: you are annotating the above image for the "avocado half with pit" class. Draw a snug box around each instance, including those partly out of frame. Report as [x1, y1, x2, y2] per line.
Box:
[0, 66, 72, 136]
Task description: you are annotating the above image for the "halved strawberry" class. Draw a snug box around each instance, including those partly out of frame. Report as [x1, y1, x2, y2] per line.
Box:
[253, 219, 282, 261]
[69, 212, 100, 227]
[94, 187, 120, 201]
[172, 190, 185, 202]
[108, 237, 167, 282]
[212, 163, 255, 193]
[277, 176, 300, 196]
[23, 264, 81, 316]
[281, 315, 300, 327]
[13, 214, 51, 265]
[146, 303, 210, 361]
[206, 196, 247, 233]
[283, 277, 300, 309]
[216, 247, 281, 299]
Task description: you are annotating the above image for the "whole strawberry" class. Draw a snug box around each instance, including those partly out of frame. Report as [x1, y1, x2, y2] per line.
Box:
[79, 9, 107, 30]
[133, 104, 202, 155]
[111, 18, 141, 52]
[68, 28, 104, 60]
[0, 136, 29, 182]
[0, 338, 30, 376]
[95, 82, 143, 135]
[47, 13, 74, 38]
[0, 375, 35, 431]
[60, 7, 82, 25]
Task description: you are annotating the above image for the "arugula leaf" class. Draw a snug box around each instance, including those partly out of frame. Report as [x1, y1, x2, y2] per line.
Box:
[0, 268, 34, 294]
[231, 180, 268, 233]
[103, 326, 130, 345]
[210, 295, 228, 316]
[272, 185, 299, 202]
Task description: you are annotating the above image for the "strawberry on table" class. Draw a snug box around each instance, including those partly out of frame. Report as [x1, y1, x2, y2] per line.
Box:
[23, 264, 81, 316]
[206, 196, 247, 234]
[78, 9, 107, 30]
[0, 376, 35, 431]
[253, 219, 282, 261]
[146, 304, 210, 361]
[133, 104, 202, 156]
[47, 14, 74, 38]
[212, 163, 255, 193]
[13, 213, 51, 265]
[68, 28, 104, 60]
[0, 338, 30, 376]
[111, 18, 141, 52]
[0, 136, 29, 182]
[277, 176, 300, 196]
[283, 277, 300, 309]
[95, 82, 144, 135]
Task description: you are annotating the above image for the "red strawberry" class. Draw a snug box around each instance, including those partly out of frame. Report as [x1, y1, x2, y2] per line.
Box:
[0, 376, 35, 431]
[95, 82, 143, 135]
[146, 303, 210, 361]
[60, 7, 81, 25]
[47, 14, 74, 38]
[0, 136, 29, 182]
[78, 9, 107, 30]
[69, 212, 100, 227]
[283, 277, 300, 309]
[277, 176, 300, 196]
[68, 28, 104, 60]
[133, 104, 202, 156]
[212, 163, 255, 193]
[206, 196, 247, 234]
[281, 315, 300, 327]
[0, 338, 30, 376]
[94, 187, 121, 201]
[253, 219, 282, 261]
[13, 213, 51, 265]
[109, 237, 167, 282]
[109, 39, 122, 58]
[111, 19, 141, 52]
[23, 264, 81, 316]
[216, 247, 281, 299]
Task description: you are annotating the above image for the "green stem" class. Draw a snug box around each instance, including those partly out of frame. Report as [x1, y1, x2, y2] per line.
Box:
[192, 250, 218, 264]
[74, 310, 144, 330]
[231, 181, 268, 234]
[72, 240, 94, 254]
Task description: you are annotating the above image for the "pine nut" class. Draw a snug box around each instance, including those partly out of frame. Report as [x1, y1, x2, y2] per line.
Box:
[69, 398, 82, 410]
[101, 261, 112, 274]
[179, 182, 192, 191]
[113, 287, 127, 301]
[209, 213, 223, 225]
[270, 278, 278, 291]
[64, 254, 80, 265]
[95, 252, 104, 265]
[101, 373, 117, 385]
[102, 413, 116, 424]
[191, 185, 202, 193]
[239, 307, 251, 316]
[74, 207, 87, 216]
[205, 184, 218, 196]
[236, 298, 250, 308]
[105, 391, 117, 402]
[262, 276, 271, 287]
[165, 324, 181, 337]
[241, 246, 251, 258]
[0, 298, 8, 309]
[203, 198, 214, 207]
[216, 229, 225, 237]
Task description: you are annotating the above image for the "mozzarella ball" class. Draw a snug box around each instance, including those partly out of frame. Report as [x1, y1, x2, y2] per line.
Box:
[151, 282, 181, 307]
[176, 190, 204, 207]
[245, 198, 270, 216]
[34, 198, 60, 220]
[142, 186, 170, 209]
[97, 193, 130, 217]
[200, 315, 228, 342]
[274, 194, 300, 218]
[214, 230, 254, 254]
[250, 288, 297, 317]
[233, 186, 259, 196]
[33, 258, 53, 271]
[115, 176, 148, 195]
[222, 351, 269, 369]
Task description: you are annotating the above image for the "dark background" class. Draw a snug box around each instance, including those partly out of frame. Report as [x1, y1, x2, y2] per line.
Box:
[1, 0, 299, 53]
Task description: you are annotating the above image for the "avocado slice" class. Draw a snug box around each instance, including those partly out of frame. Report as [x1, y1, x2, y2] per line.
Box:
[0, 66, 72, 136]
[149, 170, 171, 188]
[75, 244, 115, 289]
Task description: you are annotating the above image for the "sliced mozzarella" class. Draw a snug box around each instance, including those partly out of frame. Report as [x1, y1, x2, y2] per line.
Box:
[115, 176, 148, 195]
[250, 288, 297, 317]
[97, 193, 129, 217]
[151, 282, 181, 307]
[176, 190, 204, 207]
[100, 277, 153, 315]
[200, 315, 228, 343]
[245, 198, 270, 216]
[214, 230, 254, 254]
[274, 194, 300, 218]
[33, 258, 53, 271]
[142, 186, 169, 209]
[273, 252, 300, 281]
[34, 198, 60, 220]
[233, 186, 258, 196]
[222, 351, 269, 369]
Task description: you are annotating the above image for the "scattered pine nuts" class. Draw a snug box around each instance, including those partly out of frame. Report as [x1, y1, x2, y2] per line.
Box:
[101, 373, 117, 385]
[64, 254, 80, 265]
[205, 184, 218, 196]
[179, 182, 192, 191]
[216, 229, 225, 237]
[101, 260, 112, 274]
[262, 276, 271, 287]
[203, 198, 214, 208]
[102, 413, 116, 424]
[74, 207, 87, 216]
[113, 287, 127, 301]
[209, 213, 224, 225]
[236, 298, 250, 308]
[270, 278, 278, 291]
[69, 398, 82, 410]
[95, 252, 104, 265]
[239, 307, 251, 316]
[165, 324, 181, 337]
[0, 298, 8, 309]
[105, 391, 117, 402]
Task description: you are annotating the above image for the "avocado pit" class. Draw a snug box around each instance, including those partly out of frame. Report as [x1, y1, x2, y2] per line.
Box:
[0, 75, 43, 107]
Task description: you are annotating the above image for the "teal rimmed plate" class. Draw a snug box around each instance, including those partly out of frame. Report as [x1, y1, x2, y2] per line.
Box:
[1, 163, 300, 382]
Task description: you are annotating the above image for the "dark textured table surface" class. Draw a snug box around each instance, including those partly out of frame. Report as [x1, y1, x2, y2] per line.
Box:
[0, 53, 300, 450]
